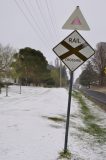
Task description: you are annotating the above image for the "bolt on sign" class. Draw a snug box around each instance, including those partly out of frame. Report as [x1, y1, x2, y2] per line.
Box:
[53, 30, 95, 72]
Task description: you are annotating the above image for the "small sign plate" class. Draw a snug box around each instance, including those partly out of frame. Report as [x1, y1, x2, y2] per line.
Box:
[62, 6, 90, 31]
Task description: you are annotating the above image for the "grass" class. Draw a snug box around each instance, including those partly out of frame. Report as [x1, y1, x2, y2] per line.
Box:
[42, 115, 66, 123]
[72, 90, 106, 144]
[72, 91, 95, 121]
[42, 116, 72, 159]
[47, 116, 65, 123]
[58, 150, 71, 159]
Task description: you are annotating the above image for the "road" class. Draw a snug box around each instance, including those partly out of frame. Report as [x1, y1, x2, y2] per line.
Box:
[81, 88, 106, 109]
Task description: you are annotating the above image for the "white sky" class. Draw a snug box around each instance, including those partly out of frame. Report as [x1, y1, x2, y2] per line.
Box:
[0, 0, 106, 78]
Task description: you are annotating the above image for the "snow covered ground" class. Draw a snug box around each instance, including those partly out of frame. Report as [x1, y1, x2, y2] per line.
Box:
[0, 86, 106, 160]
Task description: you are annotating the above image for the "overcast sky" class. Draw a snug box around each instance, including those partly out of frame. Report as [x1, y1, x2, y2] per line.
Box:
[0, 0, 106, 79]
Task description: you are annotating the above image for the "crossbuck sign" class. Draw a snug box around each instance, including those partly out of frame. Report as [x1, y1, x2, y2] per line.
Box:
[52, 6, 95, 154]
[53, 30, 95, 71]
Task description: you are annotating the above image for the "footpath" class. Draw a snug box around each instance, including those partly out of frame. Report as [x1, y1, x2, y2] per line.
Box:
[80, 88, 106, 111]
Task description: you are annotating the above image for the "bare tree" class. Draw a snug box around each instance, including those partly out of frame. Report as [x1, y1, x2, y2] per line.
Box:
[0, 44, 15, 71]
[0, 44, 15, 95]
[79, 61, 98, 88]
[93, 42, 106, 86]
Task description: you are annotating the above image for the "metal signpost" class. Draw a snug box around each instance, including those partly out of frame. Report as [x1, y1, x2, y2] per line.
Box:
[52, 6, 95, 153]
[64, 71, 73, 152]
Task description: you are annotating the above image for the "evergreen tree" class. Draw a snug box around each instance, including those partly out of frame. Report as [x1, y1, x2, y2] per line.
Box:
[11, 47, 50, 86]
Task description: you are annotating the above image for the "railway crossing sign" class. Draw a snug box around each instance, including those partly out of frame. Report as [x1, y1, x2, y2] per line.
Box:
[62, 6, 90, 31]
[52, 6, 94, 154]
[53, 30, 95, 71]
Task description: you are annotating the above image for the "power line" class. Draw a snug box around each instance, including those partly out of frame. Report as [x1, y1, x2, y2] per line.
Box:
[46, 0, 63, 87]
[30, 0, 47, 33]
[41, 0, 57, 43]
[14, 0, 60, 63]
[29, 0, 54, 47]
[45, 0, 59, 42]
[49, 0, 62, 41]
[28, 0, 57, 48]
[14, 0, 36, 33]
[14, 0, 49, 47]
[35, 0, 55, 44]
[22, 0, 49, 44]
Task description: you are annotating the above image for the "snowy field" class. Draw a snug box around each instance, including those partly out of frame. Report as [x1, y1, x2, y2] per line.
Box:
[0, 85, 106, 160]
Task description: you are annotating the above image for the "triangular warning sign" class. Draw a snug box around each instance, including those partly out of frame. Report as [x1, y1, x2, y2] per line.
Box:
[62, 6, 90, 31]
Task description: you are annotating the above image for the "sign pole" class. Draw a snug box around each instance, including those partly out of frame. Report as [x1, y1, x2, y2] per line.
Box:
[64, 71, 73, 153]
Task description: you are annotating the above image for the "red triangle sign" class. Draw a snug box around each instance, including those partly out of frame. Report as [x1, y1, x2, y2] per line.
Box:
[62, 6, 90, 30]
[71, 17, 82, 25]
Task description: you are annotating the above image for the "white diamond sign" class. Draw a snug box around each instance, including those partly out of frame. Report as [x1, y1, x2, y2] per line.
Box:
[53, 30, 95, 71]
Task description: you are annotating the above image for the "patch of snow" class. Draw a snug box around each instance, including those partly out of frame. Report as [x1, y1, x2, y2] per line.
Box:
[0, 86, 106, 160]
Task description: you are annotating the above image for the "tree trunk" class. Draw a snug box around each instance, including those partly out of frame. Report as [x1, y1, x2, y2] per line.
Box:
[99, 71, 104, 86]
[6, 84, 8, 97]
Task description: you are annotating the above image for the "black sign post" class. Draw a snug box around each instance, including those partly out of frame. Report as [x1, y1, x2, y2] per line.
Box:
[64, 71, 73, 153]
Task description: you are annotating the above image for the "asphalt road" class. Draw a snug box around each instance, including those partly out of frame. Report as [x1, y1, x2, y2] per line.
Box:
[81, 89, 106, 108]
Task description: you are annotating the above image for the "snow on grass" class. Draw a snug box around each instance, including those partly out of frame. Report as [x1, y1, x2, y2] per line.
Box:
[0, 86, 106, 160]
[0, 86, 68, 160]
[71, 91, 106, 160]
